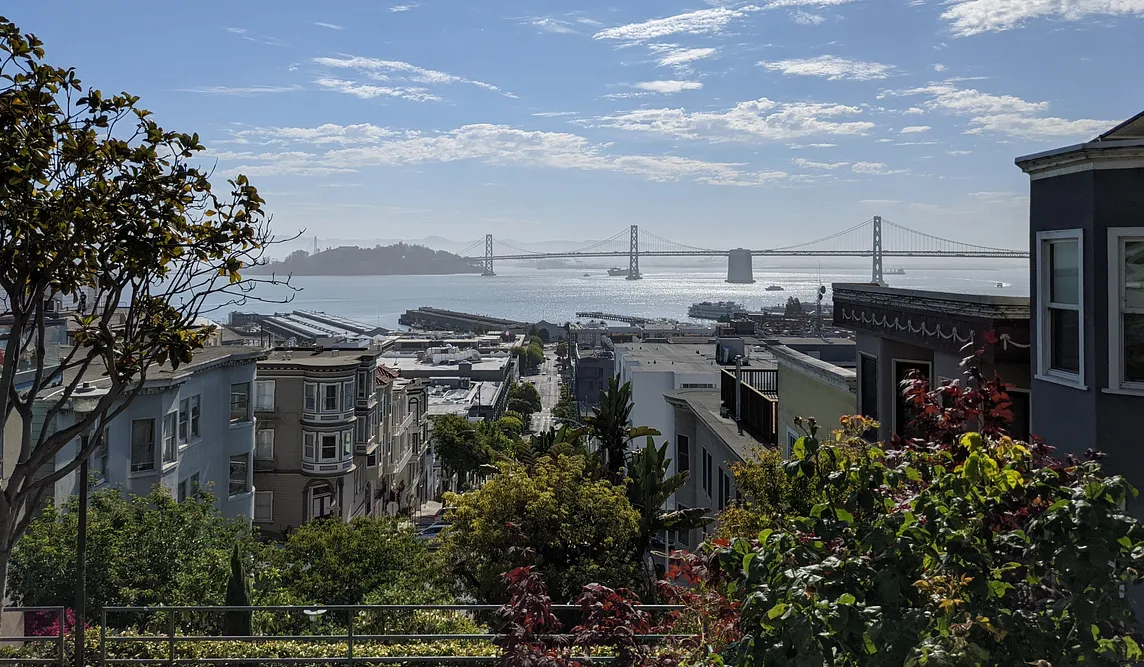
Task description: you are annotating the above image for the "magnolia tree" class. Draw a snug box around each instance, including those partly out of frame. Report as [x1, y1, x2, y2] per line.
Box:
[0, 18, 291, 599]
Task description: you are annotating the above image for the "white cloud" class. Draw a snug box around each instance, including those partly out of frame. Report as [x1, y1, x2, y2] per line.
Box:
[933, 63, 947, 72]
[886, 83, 1115, 139]
[390, 3, 420, 11]
[634, 80, 704, 94]
[763, 0, 858, 6]
[904, 107, 926, 115]
[576, 17, 604, 26]
[793, 157, 849, 169]
[759, 55, 894, 81]
[532, 111, 579, 117]
[593, 7, 760, 42]
[649, 44, 718, 69]
[312, 55, 511, 98]
[790, 10, 826, 23]
[590, 98, 874, 142]
[232, 123, 403, 145]
[852, 161, 907, 175]
[948, 149, 973, 155]
[789, 142, 838, 148]
[175, 84, 302, 95]
[528, 18, 578, 33]
[900, 125, 931, 133]
[314, 78, 441, 102]
[861, 198, 903, 205]
[942, 0, 1144, 36]
[222, 26, 287, 46]
[313, 22, 345, 30]
[214, 122, 790, 186]
[602, 92, 653, 100]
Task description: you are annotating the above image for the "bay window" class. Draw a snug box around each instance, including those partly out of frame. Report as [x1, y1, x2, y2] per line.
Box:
[323, 384, 339, 411]
[303, 432, 316, 460]
[189, 395, 201, 439]
[1037, 230, 1083, 385]
[229, 454, 250, 496]
[162, 412, 177, 464]
[304, 383, 317, 412]
[230, 382, 251, 423]
[343, 381, 354, 411]
[1109, 229, 1144, 392]
[321, 434, 338, 461]
[130, 419, 155, 472]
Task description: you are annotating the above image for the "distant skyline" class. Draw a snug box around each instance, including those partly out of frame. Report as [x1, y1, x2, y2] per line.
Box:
[10, 1, 1144, 249]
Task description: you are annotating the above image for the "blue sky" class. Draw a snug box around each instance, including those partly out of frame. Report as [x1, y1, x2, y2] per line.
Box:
[9, 1, 1144, 249]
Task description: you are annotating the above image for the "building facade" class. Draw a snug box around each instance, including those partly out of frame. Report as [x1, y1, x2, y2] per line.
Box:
[51, 347, 264, 521]
[1015, 111, 1144, 490]
[770, 343, 856, 456]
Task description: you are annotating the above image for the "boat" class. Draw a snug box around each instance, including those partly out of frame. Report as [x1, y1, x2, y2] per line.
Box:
[583, 273, 591, 277]
[886, 268, 906, 275]
[688, 301, 748, 320]
[607, 267, 626, 276]
[765, 285, 784, 291]
[997, 282, 1005, 288]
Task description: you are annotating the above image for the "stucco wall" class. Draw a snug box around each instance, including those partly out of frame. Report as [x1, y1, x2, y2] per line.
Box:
[777, 363, 854, 451]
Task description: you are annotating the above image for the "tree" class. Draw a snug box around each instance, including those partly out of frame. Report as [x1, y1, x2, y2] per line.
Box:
[712, 368, 1144, 666]
[272, 516, 441, 606]
[625, 438, 711, 588]
[783, 296, 804, 317]
[585, 376, 659, 483]
[0, 19, 289, 599]
[8, 486, 257, 623]
[442, 454, 641, 603]
[223, 542, 252, 637]
[555, 341, 569, 359]
[552, 385, 579, 423]
[431, 414, 490, 491]
[510, 382, 543, 416]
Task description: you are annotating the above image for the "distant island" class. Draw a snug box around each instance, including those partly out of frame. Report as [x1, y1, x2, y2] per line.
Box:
[251, 244, 482, 276]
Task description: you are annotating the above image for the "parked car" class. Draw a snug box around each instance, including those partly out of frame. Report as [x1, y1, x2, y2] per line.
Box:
[433, 506, 458, 523]
[417, 523, 450, 541]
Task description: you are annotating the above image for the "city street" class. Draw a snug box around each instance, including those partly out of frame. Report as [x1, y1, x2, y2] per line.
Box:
[530, 349, 561, 433]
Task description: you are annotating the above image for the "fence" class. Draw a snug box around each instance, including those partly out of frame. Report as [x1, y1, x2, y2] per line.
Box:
[65, 604, 688, 665]
[0, 607, 68, 665]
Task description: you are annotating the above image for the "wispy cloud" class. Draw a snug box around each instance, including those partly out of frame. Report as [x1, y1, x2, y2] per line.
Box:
[230, 123, 404, 145]
[313, 22, 345, 30]
[575, 17, 604, 26]
[633, 80, 704, 94]
[593, 7, 760, 42]
[790, 10, 826, 24]
[223, 26, 287, 46]
[312, 55, 513, 99]
[587, 98, 874, 143]
[883, 83, 1115, 139]
[176, 84, 302, 95]
[532, 111, 579, 117]
[527, 18, 579, 34]
[759, 55, 894, 80]
[941, 0, 1144, 36]
[211, 122, 791, 186]
[852, 161, 907, 175]
[314, 78, 441, 102]
[900, 125, 931, 134]
[389, 3, 421, 12]
[648, 44, 718, 70]
[793, 157, 850, 169]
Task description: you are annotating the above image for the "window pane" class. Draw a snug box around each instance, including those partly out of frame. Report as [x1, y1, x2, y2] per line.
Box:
[230, 383, 250, 423]
[675, 435, 689, 473]
[303, 432, 316, 460]
[256, 430, 274, 459]
[254, 492, 273, 522]
[1050, 308, 1081, 374]
[324, 385, 339, 411]
[190, 396, 201, 438]
[1124, 241, 1144, 308]
[322, 435, 338, 460]
[178, 399, 189, 443]
[229, 454, 249, 496]
[163, 413, 177, 463]
[1049, 239, 1079, 305]
[305, 383, 317, 412]
[131, 419, 155, 472]
[1124, 314, 1144, 383]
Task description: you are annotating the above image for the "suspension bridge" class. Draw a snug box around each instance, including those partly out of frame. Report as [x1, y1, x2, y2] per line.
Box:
[456, 216, 1028, 284]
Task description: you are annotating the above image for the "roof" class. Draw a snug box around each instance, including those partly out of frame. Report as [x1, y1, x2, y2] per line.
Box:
[1015, 110, 1144, 176]
[832, 283, 1030, 320]
[770, 345, 856, 394]
[1099, 110, 1144, 140]
[664, 389, 768, 460]
[614, 343, 719, 374]
[259, 348, 380, 369]
[50, 346, 266, 397]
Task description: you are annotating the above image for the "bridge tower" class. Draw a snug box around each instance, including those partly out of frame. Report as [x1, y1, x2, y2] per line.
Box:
[871, 215, 883, 285]
[627, 225, 641, 280]
[482, 234, 495, 277]
[726, 248, 755, 284]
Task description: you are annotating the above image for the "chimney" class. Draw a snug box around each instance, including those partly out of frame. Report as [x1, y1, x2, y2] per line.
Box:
[734, 355, 743, 435]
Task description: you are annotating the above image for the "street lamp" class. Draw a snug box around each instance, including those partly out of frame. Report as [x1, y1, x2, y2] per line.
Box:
[65, 381, 109, 667]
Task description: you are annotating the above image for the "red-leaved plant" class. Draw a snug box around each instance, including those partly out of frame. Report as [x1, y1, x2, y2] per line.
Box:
[495, 565, 575, 667]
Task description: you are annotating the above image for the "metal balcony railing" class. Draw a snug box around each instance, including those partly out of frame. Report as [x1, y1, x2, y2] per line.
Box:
[0, 606, 67, 665]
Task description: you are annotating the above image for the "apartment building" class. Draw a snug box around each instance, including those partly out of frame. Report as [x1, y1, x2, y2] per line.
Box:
[386, 377, 430, 512]
[49, 347, 265, 521]
[252, 346, 386, 538]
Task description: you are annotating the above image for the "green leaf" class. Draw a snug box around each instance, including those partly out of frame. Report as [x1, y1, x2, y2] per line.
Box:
[904, 466, 921, 481]
[1124, 636, 1142, 659]
[839, 593, 856, 605]
[1047, 499, 1069, 512]
[1118, 536, 1133, 550]
[836, 508, 854, 525]
[1091, 624, 1101, 641]
[793, 437, 808, 460]
[863, 633, 878, 654]
[758, 528, 774, 544]
[767, 602, 788, 619]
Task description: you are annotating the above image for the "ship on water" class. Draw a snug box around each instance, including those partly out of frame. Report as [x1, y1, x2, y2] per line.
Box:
[885, 268, 906, 275]
[607, 267, 626, 276]
[688, 300, 748, 320]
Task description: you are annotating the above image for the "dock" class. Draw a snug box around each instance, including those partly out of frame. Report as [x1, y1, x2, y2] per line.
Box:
[575, 311, 649, 325]
[399, 307, 529, 333]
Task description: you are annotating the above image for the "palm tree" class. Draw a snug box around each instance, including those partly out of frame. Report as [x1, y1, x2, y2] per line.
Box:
[585, 376, 659, 483]
[626, 437, 712, 588]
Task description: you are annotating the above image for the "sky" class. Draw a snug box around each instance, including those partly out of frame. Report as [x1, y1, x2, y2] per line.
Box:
[8, 1, 1144, 250]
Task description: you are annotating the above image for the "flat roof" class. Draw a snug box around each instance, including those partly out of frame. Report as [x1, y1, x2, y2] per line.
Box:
[615, 343, 719, 374]
[664, 389, 769, 460]
[259, 348, 379, 368]
[833, 283, 1030, 319]
[382, 356, 509, 372]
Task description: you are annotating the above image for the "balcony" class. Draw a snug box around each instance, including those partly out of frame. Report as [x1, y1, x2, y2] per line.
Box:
[302, 409, 356, 426]
[393, 412, 414, 435]
[355, 435, 378, 456]
[254, 458, 276, 472]
[388, 446, 413, 476]
[302, 457, 355, 476]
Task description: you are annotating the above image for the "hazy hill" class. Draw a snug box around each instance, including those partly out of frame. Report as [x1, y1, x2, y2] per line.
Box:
[250, 244, 482, 276]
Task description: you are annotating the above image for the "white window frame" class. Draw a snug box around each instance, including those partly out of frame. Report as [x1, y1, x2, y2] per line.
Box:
[254, 380, 276, 411]
[304, 382, 318, 412]
[178, 398, 189, 445]
[343, 380, 354, 411]
[255, 428, 275, 460]
[189, 395, 201, 439]
[230, 382, 251, 424]
[1036, 229, 1086, 389]
[229, 453, 251, 498]
[162, 412, 178, 465]
[1107, 228, 1144, 395]
[321, 383, 341, 413]
[254, 491, 274, 523]
[320, 433, 340, 462]
[303, 431, 317, 460]
[785, 427, 799, 460]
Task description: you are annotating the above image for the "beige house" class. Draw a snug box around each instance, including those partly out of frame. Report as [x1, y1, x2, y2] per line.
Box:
[252, 348, 388, 538]
[770, 344, 857, 456]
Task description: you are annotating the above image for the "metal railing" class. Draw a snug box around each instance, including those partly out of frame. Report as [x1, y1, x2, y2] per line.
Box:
[0, 606, 68, 665]
[93, 604, 690, 665]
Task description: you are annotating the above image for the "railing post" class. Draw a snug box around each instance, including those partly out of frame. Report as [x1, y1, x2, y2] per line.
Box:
[57, 608, 65, 667]
[167, 611, 175, 667]
[347, 608, 355, 666]
[100, 609, 107, 667]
